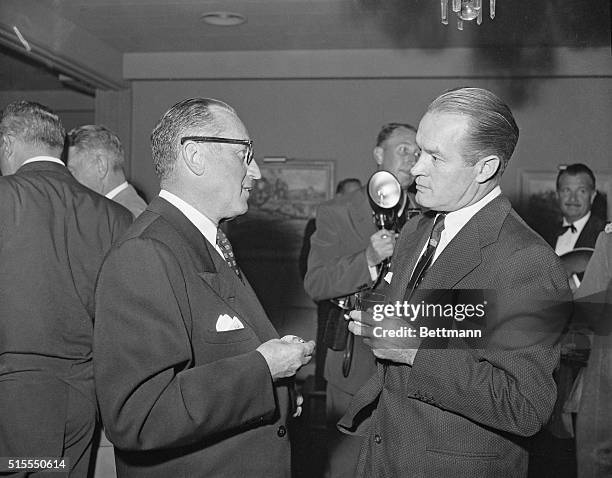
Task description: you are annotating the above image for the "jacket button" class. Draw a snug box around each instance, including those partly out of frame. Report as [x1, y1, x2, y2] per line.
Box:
[277, 425, 287, 437]
[374, 434, 382, 444]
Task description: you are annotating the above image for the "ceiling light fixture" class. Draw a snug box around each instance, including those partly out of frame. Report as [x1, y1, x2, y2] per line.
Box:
[441, 0, 496, 30]
[200, 12, 246, 27]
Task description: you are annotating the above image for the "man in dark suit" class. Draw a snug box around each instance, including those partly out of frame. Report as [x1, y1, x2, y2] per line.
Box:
[304, 123, 420, 477]
[93, 98, 314, 478]
[0, 101, 132, 476]
[340, 87, 571, 477]
[542, 163, 605, 254]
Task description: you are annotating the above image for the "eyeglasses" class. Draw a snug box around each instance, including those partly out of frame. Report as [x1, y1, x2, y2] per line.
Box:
[180, 136, 254, 165]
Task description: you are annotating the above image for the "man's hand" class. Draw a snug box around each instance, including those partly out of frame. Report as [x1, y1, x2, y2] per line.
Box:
[257, 337, 315, 380]
[348, 310, 420, 365]
[365, 229, 397, 267]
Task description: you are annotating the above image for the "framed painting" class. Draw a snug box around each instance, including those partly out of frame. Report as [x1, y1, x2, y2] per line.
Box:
[227, 160, 335, 261]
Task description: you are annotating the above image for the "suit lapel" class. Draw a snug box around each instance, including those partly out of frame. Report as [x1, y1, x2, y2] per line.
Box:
[414, 220, 482, 304]
[401, 195, 512, 304]
[202, 242, 278, 341]
[575, 215, 599, 249]
[388, 215, 432, 303]
[149, 198, 276, 342]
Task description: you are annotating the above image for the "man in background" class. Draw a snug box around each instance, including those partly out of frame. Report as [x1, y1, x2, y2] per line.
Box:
[304, 123, 420, 477]
[0, 101, 132, 476]
[299, 177, 363, 390]
[544, 163, 605, 254]
[94, 97, 314, 477]
[68, 124, 147, 218]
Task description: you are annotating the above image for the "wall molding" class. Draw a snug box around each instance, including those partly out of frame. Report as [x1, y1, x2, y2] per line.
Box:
[124, 47, 612, 80]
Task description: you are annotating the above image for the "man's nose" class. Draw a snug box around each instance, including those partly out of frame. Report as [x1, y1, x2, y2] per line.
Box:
[410, 153, 425, 176]
[248, 159, 261, 180]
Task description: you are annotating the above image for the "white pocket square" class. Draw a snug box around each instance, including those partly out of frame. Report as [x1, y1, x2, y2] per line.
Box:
[215, 313, 245, 332]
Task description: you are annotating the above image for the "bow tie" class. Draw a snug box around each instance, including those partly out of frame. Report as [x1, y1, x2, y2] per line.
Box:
[560, 223, 577, 234]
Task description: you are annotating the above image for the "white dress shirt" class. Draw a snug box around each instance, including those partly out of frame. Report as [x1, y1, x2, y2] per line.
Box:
[431, 186, 502, 264]
[554, 211, 591, 256]
[105, 181, 129, 200]
[158, 190, 224, 258]
[22, 156, 64, 167]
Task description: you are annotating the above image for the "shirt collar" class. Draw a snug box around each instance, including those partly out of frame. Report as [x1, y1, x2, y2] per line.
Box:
[443, 186, 502, 235]
[563, 211, 590, 232]
[106, 181, 129, 200]
[22, 156, 64, 167]
[158, 189, 219, 250]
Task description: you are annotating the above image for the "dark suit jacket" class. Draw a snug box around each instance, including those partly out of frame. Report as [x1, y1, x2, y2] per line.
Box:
[0, 161, 132, 457]
[338, 196, 571, 477]
[542, 213, 606, 250]
[94, 197, 292, 478]
[304, 188, 378, 395]
[575, 231, 612, 478]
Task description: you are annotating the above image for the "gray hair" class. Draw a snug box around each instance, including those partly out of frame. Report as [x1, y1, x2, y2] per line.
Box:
[426, 87, 519, 174]
[68, 124, 124, 171]
[0, 100, 65, 152]
[151, 97, 235, 180]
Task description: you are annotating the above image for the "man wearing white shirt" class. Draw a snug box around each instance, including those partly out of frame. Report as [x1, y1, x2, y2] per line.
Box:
[0, 101, 132, 477]
[93, 97, 314, 478]
[339, 87, 571, 477]
[544, 164, 605, 255]
[67, 124, 147, 218]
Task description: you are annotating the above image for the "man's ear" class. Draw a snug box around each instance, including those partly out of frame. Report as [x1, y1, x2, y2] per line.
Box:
[589, 189, 597, 205]
[373, 146, 384, 167]
[0, 134, 16, 172]
[181, 141, 206, 176]
[475, 155, 501, 183]
[95, 153, 109, 178]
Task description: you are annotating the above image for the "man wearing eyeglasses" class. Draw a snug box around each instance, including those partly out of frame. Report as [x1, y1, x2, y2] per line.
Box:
[304, 122, 420, 477]
[94, 98, 314, 478]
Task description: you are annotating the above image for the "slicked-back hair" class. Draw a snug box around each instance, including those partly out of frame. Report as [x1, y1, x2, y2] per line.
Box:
[376, 123, 417, 147]
[426, 87, 519, 174]
[68, 124, 125, 171]
[0, 100, 65, 152]
[151, 97, 235, 180]
[556, 163, 596, 191]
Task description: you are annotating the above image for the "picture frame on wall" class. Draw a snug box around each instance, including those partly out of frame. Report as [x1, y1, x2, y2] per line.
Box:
[227, 160, 335, 261]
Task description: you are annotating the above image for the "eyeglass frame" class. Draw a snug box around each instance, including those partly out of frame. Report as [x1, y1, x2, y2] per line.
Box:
[180, 136, 254, 165]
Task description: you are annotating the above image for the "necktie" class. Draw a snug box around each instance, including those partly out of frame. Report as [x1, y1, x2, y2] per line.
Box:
[559, 223, 577, 235]
[216, 229, 242, 281]
[406, 213, 446, 292]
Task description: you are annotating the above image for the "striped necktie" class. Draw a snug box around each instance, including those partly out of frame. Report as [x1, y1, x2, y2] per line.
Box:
[216, 229, 242, 281]
[406, 213, 446, 292]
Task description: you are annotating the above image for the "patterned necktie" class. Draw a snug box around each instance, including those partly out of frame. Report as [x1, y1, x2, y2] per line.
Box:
[406, 213, 446, 292]
[216, 229, 242, 281]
